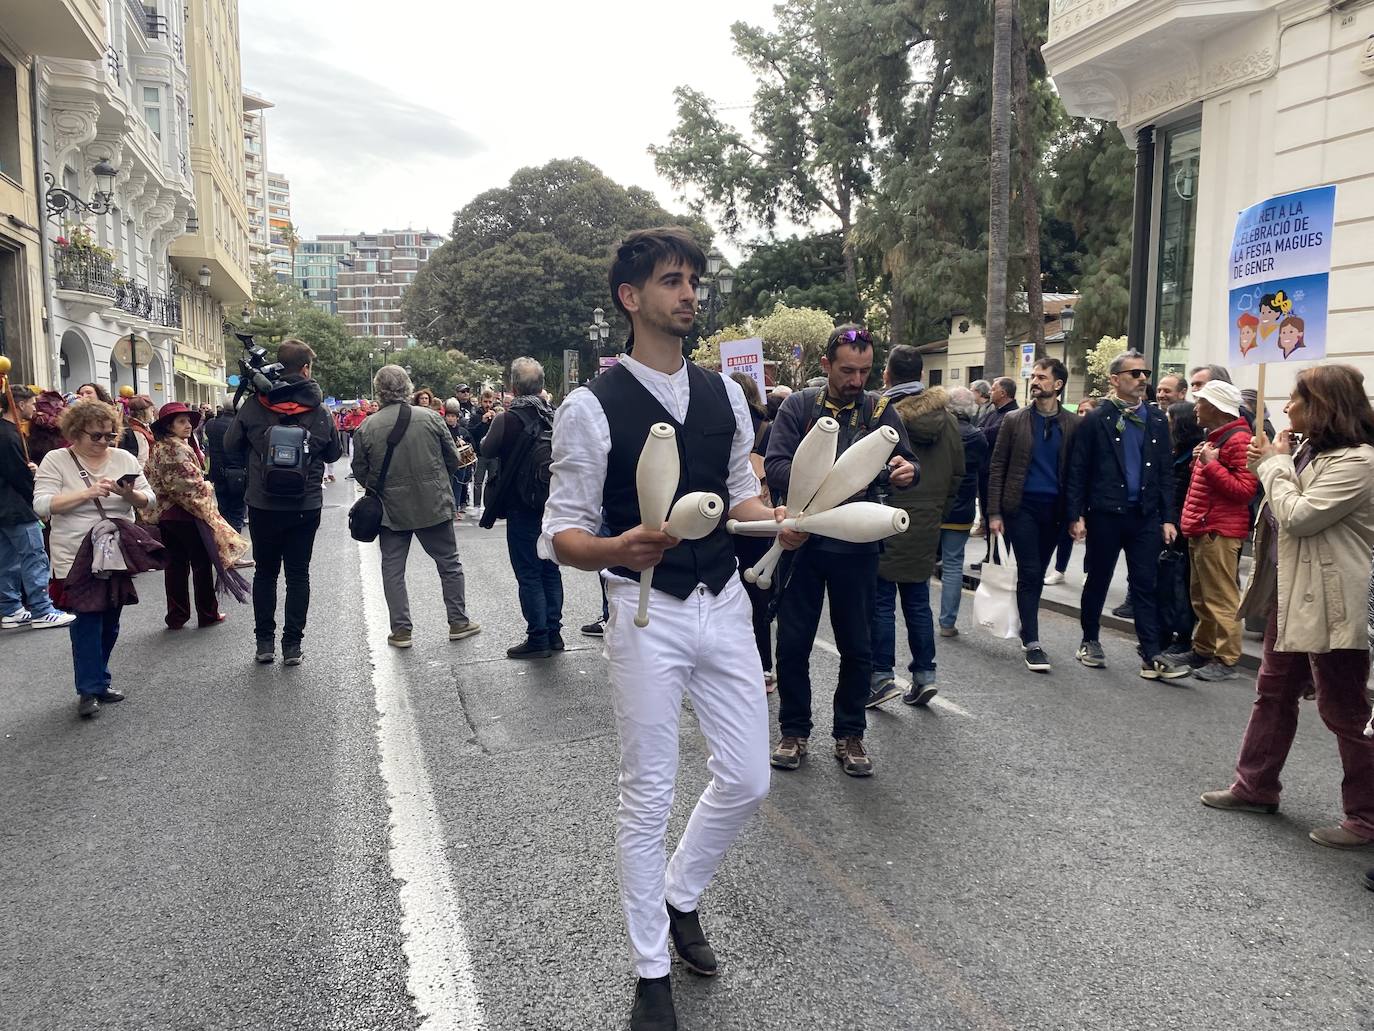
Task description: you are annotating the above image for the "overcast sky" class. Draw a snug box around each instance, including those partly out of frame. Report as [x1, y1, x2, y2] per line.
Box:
[239, 0, 782, 248]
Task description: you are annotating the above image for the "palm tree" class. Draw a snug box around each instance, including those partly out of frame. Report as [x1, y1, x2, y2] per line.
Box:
[280, 221, 299, 280]
[983, 0, 1015, 378]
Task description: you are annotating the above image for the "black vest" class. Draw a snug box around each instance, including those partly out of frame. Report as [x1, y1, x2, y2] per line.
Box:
[586, 362, 737, 599]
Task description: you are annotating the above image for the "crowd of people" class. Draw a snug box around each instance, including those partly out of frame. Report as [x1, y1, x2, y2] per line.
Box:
[3, 226, 1373, 1029]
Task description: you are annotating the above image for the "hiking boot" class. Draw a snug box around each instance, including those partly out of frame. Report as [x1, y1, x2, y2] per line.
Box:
[865, 677, 903, 708]
[770, 735, 808, 770]
[902, 683, 938, 706]
[506, 638, 552, 660]
[387, 629, 413, 649]
[666, 902, 717, 976]
[1076, 640, 1106, 668]
[1148, 652, 1192, 681]
[628, 975, 676, 1031]
[834, 736, 873, 777]
[1192, 660, 1238, 682]
[1023, 646, 1052, 673]
[1309, 826, 1374, 850]
[938, 625, 959, 638]
[449, 621, 481, 641]
[580, 619, 606, 637]
[254, 638, 275, 664]
[282, 642, 303, 666]
[1200, 789, 1278, 814]
[78, 695, 99, 719]
[1165, 648, 1202, 667]
[1111, 600, 1134, 620]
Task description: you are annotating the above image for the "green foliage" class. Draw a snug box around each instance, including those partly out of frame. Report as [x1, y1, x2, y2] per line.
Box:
[723, 232, 858, 323]
[404, 159, 708, 370]
[690, 302, 836, 386]
[1084, 334, 1128, 393]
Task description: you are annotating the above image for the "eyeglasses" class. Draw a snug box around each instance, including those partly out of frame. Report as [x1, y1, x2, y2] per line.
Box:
[1118, 368, 1152, 379]
[87, 431, 118, 443]
[838, 328, 871, 344]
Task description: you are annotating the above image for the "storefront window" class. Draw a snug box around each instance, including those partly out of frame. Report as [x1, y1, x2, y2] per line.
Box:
[1153, 121, 1201, 378]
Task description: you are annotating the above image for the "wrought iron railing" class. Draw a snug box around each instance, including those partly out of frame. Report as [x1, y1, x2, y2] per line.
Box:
[114, 281, 154, 321]
[150, 293, 182, 328]
[105, 45, 121, 85]
[54, 249, 117, 299]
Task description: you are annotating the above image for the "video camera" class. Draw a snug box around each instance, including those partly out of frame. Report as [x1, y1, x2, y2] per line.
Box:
[231, 330, 285, 407]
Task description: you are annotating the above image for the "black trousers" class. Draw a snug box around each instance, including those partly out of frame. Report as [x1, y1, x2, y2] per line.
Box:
[1081, 508, 1163, 660]
[775, 546, 876, 740]
[1003, 496, 1063, 647]
[734, 535, 773, 674]
[248, 506, 321, 645]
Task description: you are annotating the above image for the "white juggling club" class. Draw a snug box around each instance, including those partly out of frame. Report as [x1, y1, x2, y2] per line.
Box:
[634, 423, 679, 628]
[804, 424, 900, 515]
[663, 491, 724, 541]
[728, 501, 909, 544]
[743, 416, 839, 587]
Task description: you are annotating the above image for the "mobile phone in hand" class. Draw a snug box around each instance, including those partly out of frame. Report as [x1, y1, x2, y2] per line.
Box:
[117, 473, 137, 488]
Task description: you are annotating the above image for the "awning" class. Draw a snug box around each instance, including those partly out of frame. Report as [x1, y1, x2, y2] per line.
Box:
[178, 370, 227, 388]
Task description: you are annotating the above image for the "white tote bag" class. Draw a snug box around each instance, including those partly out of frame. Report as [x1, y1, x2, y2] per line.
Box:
[973, 532, 1021, 639]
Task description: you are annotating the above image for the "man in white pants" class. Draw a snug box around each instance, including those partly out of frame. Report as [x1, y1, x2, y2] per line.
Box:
[540, 227, 803, 1031]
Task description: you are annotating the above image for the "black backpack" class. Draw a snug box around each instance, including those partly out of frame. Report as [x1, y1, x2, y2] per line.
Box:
[510, 404, 554, 510]
[262, 416, 310, 497]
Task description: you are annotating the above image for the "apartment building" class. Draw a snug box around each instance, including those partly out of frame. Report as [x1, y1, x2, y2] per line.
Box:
[266, 170, 291, 281]
[242, 88, 271, 265]
[331, 229, 444, 351]
[294, 237, 351, 315]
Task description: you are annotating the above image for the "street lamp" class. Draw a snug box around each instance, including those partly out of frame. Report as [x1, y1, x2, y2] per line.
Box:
[1058, 305, 1076, 337]
[696, 255, 735, 337]
[586, 306, 611, 379]
[198, 264, 212, 288]
[43, 159, 119, 222]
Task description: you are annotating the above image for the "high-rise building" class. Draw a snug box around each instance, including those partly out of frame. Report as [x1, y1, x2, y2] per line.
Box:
[294, 238, 351, 315]
[241, 88, 272, 266]
[332, 230, 444, 351]
[168, 0, 253, 404]
[266, 171, 292, 281]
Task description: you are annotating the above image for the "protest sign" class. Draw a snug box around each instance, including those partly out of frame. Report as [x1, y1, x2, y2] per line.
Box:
[1227, 185, 1335, 367]
[720, 337, 766, 397]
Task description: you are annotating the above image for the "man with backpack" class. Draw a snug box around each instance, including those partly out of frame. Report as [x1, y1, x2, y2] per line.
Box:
[479, 356, 561, 659]
[224, 338, 342, 666]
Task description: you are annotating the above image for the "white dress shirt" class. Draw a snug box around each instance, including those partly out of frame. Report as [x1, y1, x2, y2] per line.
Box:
[537, 354, 759, 567]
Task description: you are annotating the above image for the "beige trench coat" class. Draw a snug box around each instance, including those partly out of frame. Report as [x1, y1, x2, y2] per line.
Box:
[1240, 444, 1374, 653]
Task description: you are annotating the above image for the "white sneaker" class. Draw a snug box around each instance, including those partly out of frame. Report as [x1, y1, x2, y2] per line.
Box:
[31, 610, 76, 629]
[1043, 570, 1066, 586]
[1, 609, 33, 629]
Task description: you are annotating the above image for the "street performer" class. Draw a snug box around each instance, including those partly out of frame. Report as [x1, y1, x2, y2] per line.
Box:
[539, 227, 804, 1031]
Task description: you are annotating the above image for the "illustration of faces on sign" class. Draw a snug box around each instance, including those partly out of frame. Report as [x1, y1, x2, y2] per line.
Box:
[1236, 287, 1306, 360]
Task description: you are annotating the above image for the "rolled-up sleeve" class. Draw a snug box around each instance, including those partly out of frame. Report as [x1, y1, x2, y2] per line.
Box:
[538, 390, 611, 563]
[721, 375, 762, 511]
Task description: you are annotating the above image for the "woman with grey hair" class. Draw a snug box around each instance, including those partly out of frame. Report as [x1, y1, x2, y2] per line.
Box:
[937, 386, 990, 634]
[352, 364, 480, 648]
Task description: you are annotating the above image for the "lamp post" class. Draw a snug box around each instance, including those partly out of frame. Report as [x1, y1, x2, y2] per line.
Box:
[586, 306, 611, 380]
[695, 249, 735, 339]
[1058, 304, 1076, 401]
[43, 159, 119, 222]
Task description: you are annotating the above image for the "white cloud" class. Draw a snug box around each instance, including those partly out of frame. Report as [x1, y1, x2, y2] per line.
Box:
[239, 0, 780, 246]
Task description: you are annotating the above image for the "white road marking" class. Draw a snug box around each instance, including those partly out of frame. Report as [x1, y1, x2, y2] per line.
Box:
[360, 543, 485, 1030]
[813, 637, 974, 717]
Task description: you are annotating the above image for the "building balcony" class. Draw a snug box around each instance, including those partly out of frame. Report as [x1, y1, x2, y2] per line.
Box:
[0, 0, 104, 61]
[53, 248, 117, 310]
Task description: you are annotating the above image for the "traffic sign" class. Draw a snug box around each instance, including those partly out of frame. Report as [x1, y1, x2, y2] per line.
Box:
[1019, 342, 1035, 379]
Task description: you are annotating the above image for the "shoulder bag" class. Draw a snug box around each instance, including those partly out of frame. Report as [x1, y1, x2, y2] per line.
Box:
[349, 403, 411, 543]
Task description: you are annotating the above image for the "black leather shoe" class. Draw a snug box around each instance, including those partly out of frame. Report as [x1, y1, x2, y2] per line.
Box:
[629, 975, 677, 1031]
[506, 638, 552, 660]
[94, 689, 125, 704]
[78, 695, 99, 719]
[667, 902, 718, 976]
[550, 632, 565, 652]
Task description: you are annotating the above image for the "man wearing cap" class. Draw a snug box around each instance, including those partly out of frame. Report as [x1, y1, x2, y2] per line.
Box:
[1176, 380, 1258, 681]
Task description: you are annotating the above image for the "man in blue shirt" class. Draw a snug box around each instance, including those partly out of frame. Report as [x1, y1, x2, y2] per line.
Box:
[1065, 350, 1191, 680]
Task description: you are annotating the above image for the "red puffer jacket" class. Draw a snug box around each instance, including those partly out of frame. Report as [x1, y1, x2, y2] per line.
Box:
[1180, 417, 1259, 539]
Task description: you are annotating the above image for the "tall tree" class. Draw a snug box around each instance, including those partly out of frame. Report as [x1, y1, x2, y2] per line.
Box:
[650, 1, 872, 310]
[1012, 8, 1044, 353]
[722, 232, 856, 323]
[984, 0, 1015, 378]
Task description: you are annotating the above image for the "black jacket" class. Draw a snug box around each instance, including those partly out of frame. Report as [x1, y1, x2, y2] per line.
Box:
[203, 412, 246, 485]
[1066, 401, 1176, 524]
[223, 375, 342, 511]
[0, 418, 37, 526]
[944, 416, 989, 526]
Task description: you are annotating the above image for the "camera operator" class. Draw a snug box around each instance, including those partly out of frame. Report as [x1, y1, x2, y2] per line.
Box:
[225, 338, 342, 666]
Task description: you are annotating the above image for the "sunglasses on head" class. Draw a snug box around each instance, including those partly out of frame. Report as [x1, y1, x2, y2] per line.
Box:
[87, 431, 118, 442]
[838, 328, 871, 344]
[1118, 368, 1152, 379]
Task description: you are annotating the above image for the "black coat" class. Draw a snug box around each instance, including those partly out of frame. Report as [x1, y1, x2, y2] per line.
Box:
[944, 416, 989, 526]
[0, 419, 36, 525]
[222, 375, 342, 512]
[1065, 401, 1176, 524]
[203, 412, 246, 485]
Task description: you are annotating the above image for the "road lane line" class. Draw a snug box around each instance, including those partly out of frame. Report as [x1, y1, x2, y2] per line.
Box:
[360, 543, 485, 1030]
[814, 638, 974, 717]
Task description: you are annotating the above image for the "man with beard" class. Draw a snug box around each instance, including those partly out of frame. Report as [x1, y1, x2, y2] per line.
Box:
[987, 358, 1081, 672]
[539, 227, 804, 1030]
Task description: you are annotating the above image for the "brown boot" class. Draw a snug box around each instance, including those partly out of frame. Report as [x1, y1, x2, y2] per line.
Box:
[834, 736, 873, 777]
[770, 735, 808, 771]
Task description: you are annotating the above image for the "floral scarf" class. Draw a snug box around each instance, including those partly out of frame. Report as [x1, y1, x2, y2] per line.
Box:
[144, 436, 250, 599]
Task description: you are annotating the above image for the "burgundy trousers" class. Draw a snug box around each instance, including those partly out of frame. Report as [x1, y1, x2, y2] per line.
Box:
[1230, 611, 1374, 837]
[160, 519, 218, 628]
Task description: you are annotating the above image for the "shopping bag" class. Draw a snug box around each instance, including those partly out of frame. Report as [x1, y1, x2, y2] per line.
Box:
[973, 531, 1021, 639]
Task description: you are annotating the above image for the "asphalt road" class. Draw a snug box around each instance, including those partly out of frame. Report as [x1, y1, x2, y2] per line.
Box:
[2, 479, 1371, 1031]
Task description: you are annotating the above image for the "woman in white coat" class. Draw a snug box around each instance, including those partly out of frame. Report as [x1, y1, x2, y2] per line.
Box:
[1201, 365, 1374, 849]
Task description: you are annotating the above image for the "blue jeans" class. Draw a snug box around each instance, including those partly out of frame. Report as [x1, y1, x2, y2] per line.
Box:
[506, 504, 563, 646]
[873, 575, 936, 686]
[0, 521, 57, 617]
[69, 608, 121, 696]
[938, 528, 969, 629]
